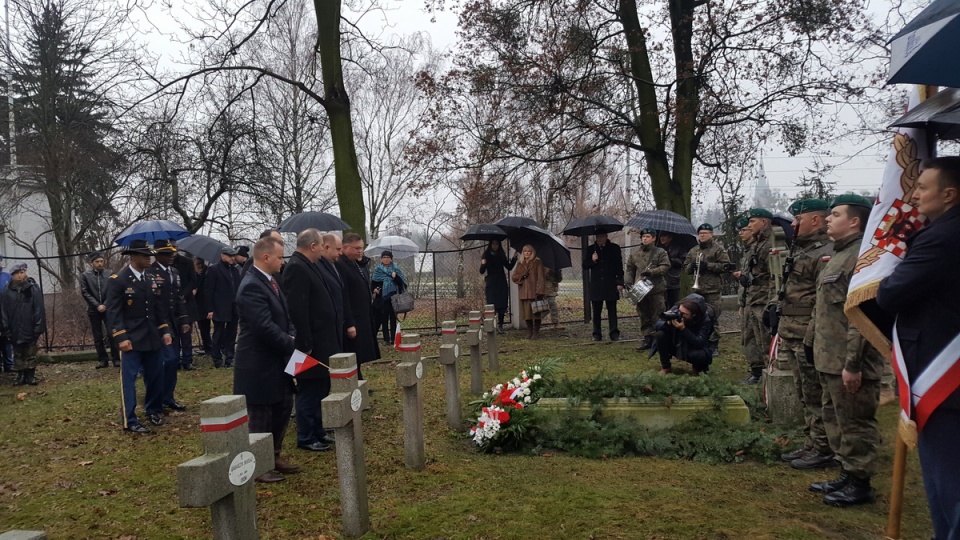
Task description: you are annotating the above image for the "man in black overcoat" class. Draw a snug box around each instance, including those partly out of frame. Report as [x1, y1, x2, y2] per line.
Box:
[282, 229, 340, 452]
[204, 246, 240, 367]
[582, 233, 624, 341]
[318, 233, 352, 340]
[233, 236, 300, 483]
[337, 233, 381, 379]
[876, 157, 960, 540]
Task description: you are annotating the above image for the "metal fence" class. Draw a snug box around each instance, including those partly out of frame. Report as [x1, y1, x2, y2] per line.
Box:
[13, 242, 744, 351]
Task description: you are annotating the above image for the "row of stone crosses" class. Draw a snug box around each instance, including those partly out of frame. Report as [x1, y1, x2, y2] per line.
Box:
[177, 305, 502, 540]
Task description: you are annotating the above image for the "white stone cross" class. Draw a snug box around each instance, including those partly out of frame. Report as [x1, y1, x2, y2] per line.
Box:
[439, 320, 462, 429]
[396, 333, 426, 470]
[467, 310, 484, 394]
[483, 303, 499, 370]
[177, 395, 274, 540]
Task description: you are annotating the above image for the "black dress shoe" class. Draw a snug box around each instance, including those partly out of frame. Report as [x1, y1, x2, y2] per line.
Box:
[318, 434, 336, 445]
[780, 447, 810, 462]
[148, 413, 165, 426]
[95, 361, 110, 369]
[610, 336, 620, 342]
[224, 361, 233, 368]
[297, 441, 331, 452]
[124, 424, 151, 434]
[810, 472, 850, 493]
[823, 477, 875, 507]
[181, 364, 196, 371]
[255, 471, 285, 483]
[165, 400, 187, 411]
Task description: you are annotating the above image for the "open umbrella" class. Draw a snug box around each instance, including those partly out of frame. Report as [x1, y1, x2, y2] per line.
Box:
[889, 87, 960, 141]
[178, 234, 230, 263]
[114, 220, 191, 246]
[888, 0, 960, 88]
[460, 224, 508, 241]
[277, 211, 350, 233]
[626, 210, 697, 238]
[507, 225, 572, 269]
[562, 215, 624, 237]
[494, 216, 540, 234]
[364, 235, 420, 259]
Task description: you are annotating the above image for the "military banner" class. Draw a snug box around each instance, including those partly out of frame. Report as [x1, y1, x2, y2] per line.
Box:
[844, 87, 931, 359]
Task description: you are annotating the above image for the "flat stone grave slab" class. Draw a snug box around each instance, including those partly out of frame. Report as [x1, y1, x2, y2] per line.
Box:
[537, 395, 750, 430]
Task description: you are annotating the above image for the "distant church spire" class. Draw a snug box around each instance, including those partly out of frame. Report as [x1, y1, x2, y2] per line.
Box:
[753, 152, 771, 207]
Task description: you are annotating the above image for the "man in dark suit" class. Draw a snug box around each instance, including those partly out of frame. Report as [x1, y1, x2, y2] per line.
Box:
[877, 157, 960, 539]
[79, 252, 120, 369]
[204, 246, 240, 367]
[173, 252, 199, 369]
[233, 235, 300, 483]
[282, 229, 340, 452]
[104, 239, 173, 433]
[318, 232, 351, 343]
[582, 233, 624, 341]
[337, 233, 381, 379]
[151, 240, 191, 414]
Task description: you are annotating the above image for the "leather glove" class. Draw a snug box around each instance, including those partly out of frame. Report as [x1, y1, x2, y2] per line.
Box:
[762, 304, 779, 336]
[804, 345, 815, 365]
[640, 271, 651, 278]
[738, 274, 752, 287]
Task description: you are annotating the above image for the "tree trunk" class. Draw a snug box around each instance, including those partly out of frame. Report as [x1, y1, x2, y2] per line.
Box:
[667, 0, 697, 219]
[314, 0, 367, 240]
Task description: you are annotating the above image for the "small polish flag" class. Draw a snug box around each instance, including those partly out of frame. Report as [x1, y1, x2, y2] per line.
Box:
[394, 323, 402, 349]
[285, 350, 320, 376]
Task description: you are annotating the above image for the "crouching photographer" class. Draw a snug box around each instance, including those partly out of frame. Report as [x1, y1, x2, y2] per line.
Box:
[653, 294, 716, 376]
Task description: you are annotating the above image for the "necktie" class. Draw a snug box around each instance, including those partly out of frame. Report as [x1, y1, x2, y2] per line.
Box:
[270, 278, 279, 296]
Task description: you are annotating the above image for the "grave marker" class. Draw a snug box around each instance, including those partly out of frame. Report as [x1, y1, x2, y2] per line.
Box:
[178, 395, 274, 540]
[467, 311, 483, 394]
[483, 304, 499, 371]
[439, 321, 462, 429]
[323, 353, 370, 537]
[397, 333, 426, 470]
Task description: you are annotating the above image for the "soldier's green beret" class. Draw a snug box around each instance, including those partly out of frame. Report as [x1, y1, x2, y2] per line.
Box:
[830, 193, 873, 210]
[788, 198, 829, 216]
[640, 228, 657, 236]
[697, 223, 713, 232]
[735, 217, 750, 229]
[748, 208, 773, 219]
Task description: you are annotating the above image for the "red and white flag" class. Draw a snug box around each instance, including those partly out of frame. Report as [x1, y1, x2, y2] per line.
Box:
[394, 322, 402, 349]
[285, 350, 320, 376]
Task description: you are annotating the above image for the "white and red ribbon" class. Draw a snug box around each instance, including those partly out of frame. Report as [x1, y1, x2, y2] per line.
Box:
[892, 323, 960, 431]
[200, 409, 249, 433]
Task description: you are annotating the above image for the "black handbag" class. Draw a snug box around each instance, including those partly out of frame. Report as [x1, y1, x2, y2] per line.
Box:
[391, 291, 415, 314]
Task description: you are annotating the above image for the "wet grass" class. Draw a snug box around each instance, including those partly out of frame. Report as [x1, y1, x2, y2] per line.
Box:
[0, 318, 932, 539]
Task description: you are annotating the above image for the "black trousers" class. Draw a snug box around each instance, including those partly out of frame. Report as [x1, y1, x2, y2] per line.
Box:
[249, 387, 294, 455]
[655, 327, 710, 372]
[196, 318, 212, 353]
[591, 299, 619, 340]
[211, 319, 237, 365]
[87, 311, 120, 364]
[379, 302, 397, 343]
[295, 376, 331, 445]
[665, 288, 680, 310]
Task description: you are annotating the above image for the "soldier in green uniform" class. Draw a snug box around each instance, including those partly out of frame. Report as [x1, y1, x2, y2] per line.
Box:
[625, 228, 670, 350]
[735, 208, 774, 383]
[805, 194, 885, 506]
[773, 199, 835, 469]
[683, 223, 731, 316]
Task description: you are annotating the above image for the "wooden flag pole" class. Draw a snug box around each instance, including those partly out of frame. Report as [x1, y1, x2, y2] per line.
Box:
[885, 430, 908, 540]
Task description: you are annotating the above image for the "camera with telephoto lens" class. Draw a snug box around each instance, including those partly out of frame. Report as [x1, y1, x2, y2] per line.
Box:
[660, 309, 683, 322]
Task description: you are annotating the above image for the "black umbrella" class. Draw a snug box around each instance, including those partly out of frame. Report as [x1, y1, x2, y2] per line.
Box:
[561, 215, 624, 237]
[889, 87, 960, 141]
[508, 225, 572, 269]
[277, 211, 350, 233]
[773, 216, 796, 247]
[626, 210, 698, 237]
[888, 0, 960, 88]
[178, 234, 229, 263]
[460, 223, 508, 241]
[495, 216, 540, 233]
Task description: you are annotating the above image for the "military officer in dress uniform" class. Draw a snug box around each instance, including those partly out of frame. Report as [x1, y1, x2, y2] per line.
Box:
[683, 223, 731, 316]
[151, 239, 191, 413]
[735, 208, 774, 384]
[806, 194, 885, 506]
[105, 239, 173, 434]
[625, 228, 670, 350]
[772, 199, 835, 469]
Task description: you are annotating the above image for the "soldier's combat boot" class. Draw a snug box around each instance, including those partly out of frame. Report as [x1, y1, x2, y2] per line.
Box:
[741, 367, 762, 384]
[780, 446, 811, 463]
[790, 449, 839, 470]
[13, 370, 26, 386]
[532, 319, 541, 339]
[823, 475, 875, 507]
[809, 471, 850, 493]
[636, 335, 653, 351]
[24, 368, 38, 385]
[525, 320, 533, 339]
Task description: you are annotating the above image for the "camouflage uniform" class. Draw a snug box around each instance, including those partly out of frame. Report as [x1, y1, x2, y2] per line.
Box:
[741, 225, 774, 372]
[683, 239, 730, 317]
[625, 244, 669, 338]
[806, 232, 885, 481]
[778, 231, 832, 455]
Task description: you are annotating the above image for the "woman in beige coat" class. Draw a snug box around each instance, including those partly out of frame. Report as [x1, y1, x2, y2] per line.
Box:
[511, 244, 546, 338]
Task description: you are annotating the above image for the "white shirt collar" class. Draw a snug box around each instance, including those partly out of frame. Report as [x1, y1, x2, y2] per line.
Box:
[129, 266, 143, 280]
[254, 265, 273, 283]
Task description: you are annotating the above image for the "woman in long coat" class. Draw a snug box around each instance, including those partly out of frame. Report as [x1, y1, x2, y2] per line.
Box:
[479, 240, 517, 332]
[510, 244, 546, 339]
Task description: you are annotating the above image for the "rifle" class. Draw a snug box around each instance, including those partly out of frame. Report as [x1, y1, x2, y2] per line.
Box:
[766, 220, 801, 335]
